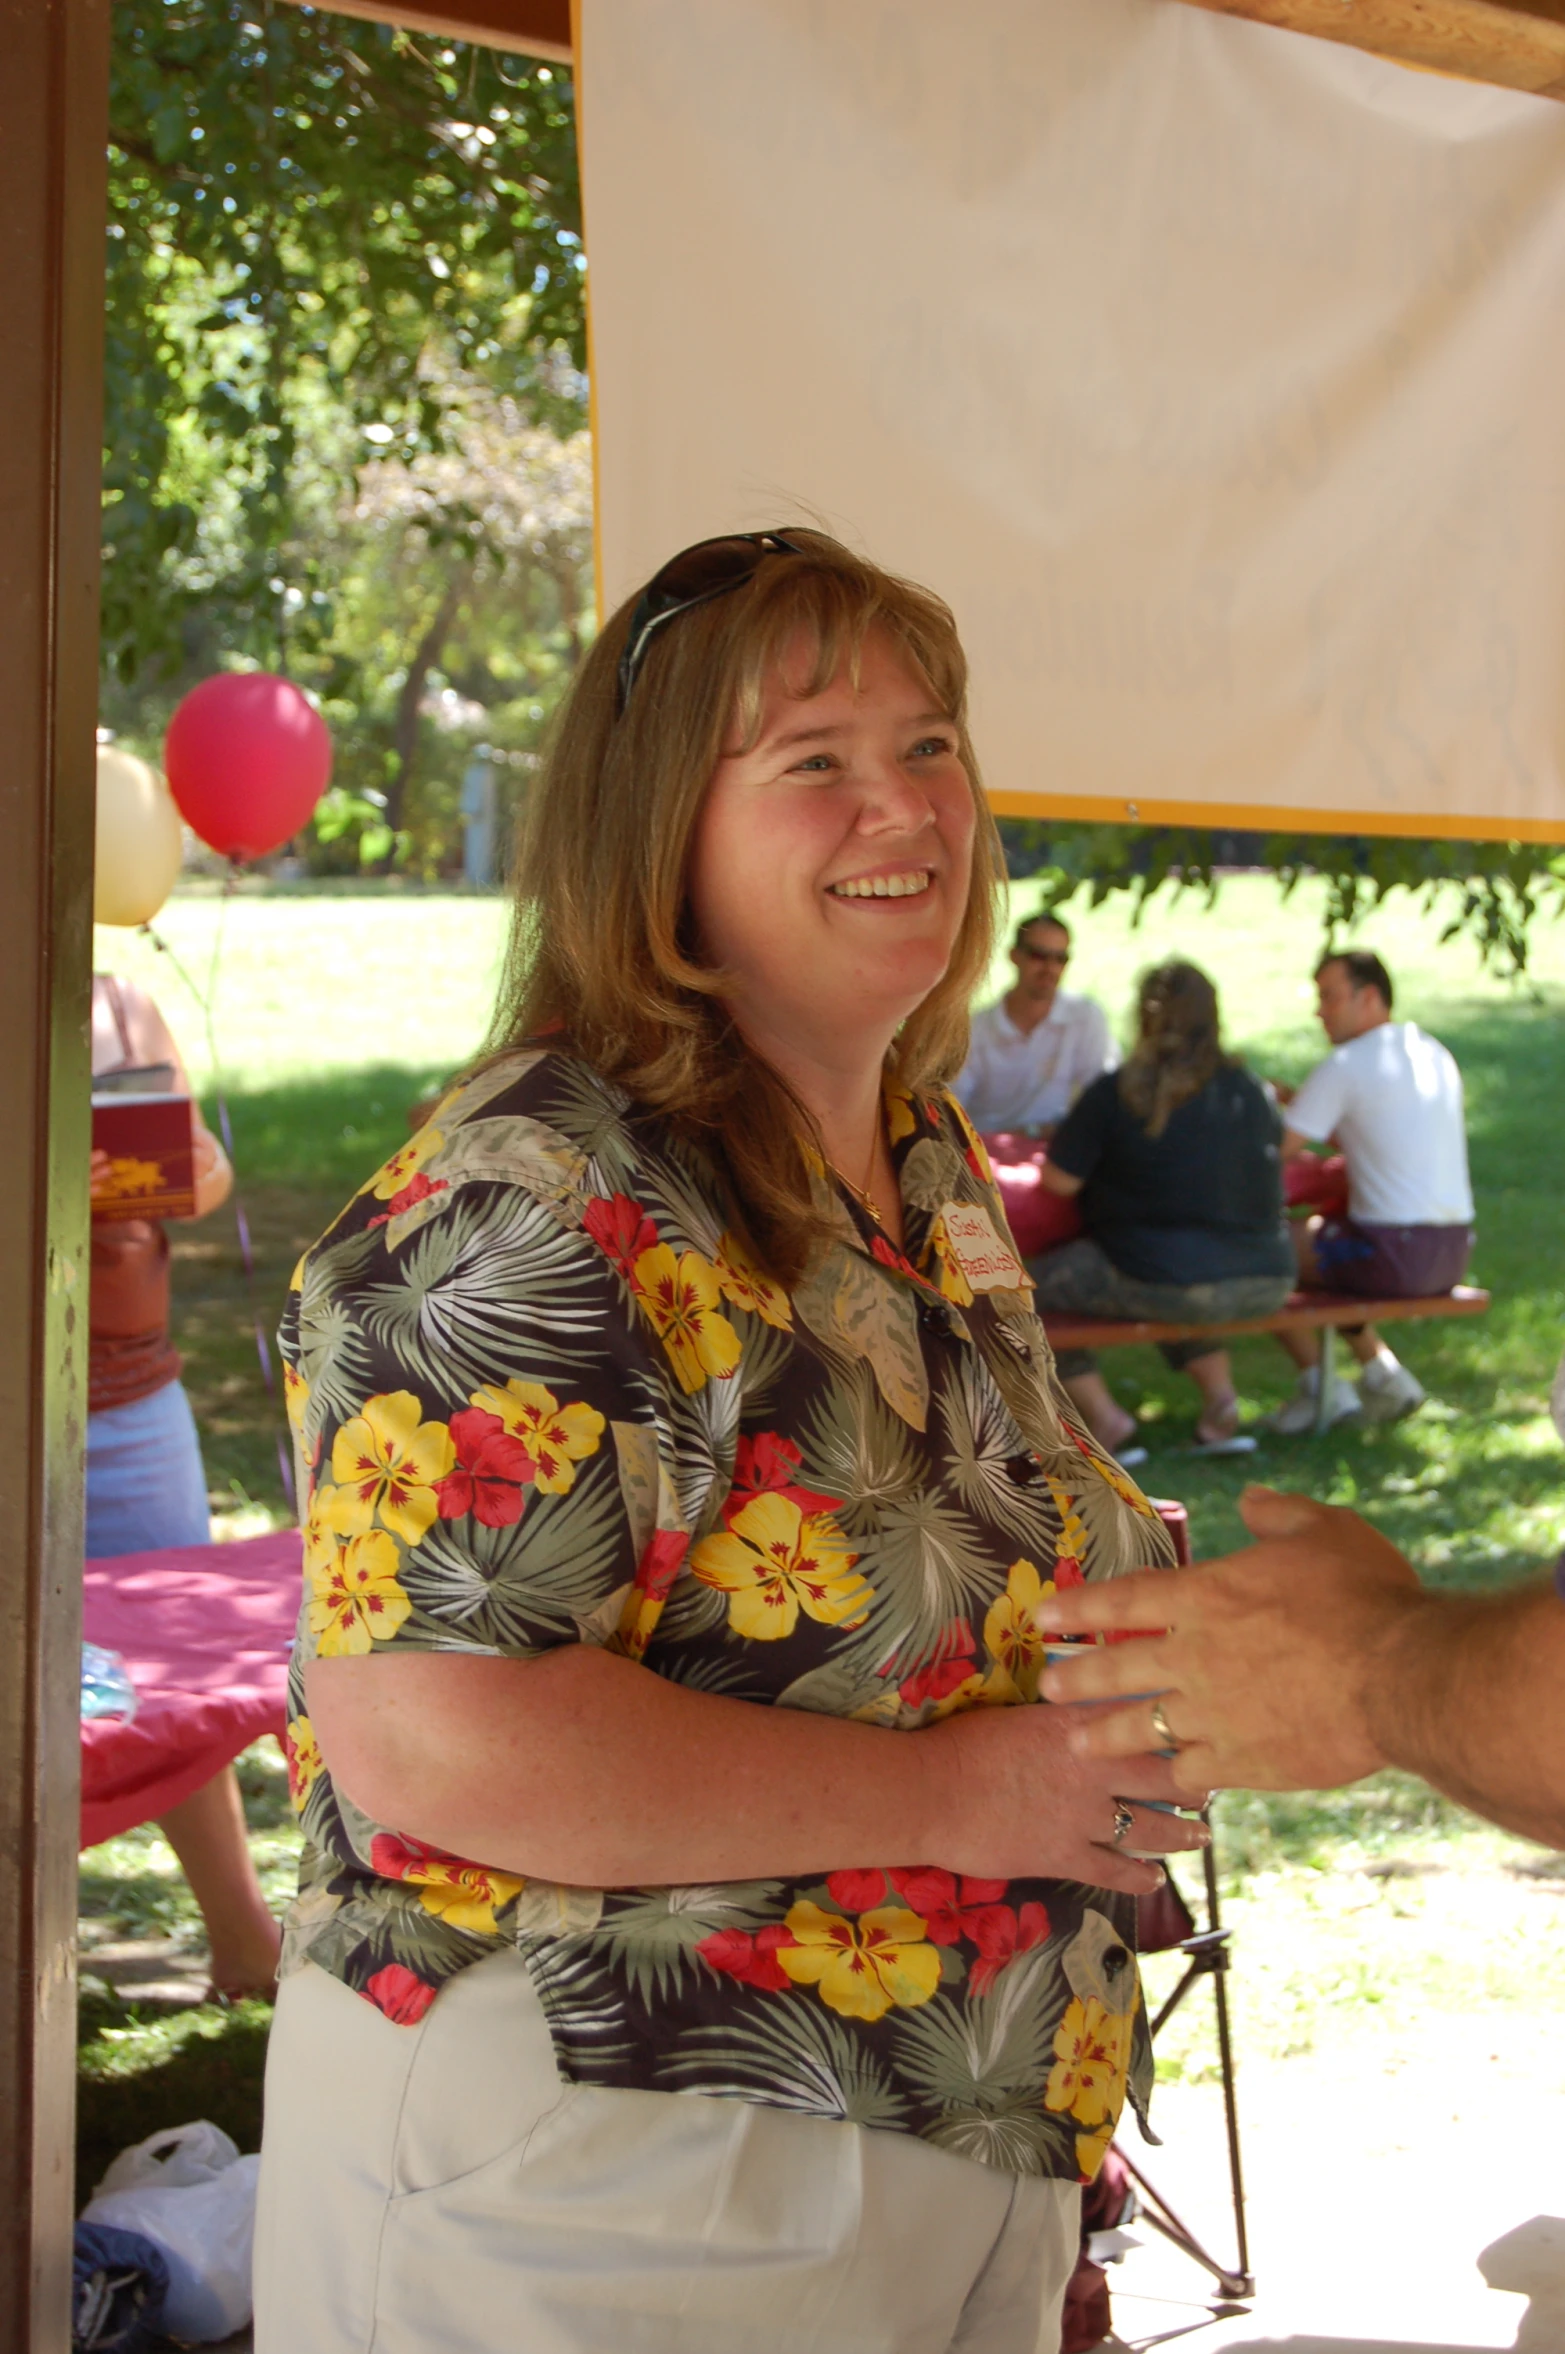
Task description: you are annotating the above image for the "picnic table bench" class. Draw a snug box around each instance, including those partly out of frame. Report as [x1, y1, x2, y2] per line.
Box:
[1040, 1285, 1490, 1434]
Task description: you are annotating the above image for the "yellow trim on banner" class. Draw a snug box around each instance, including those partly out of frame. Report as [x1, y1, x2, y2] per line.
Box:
[985, 791, 1565, 846]
[571, 0, 604, 619]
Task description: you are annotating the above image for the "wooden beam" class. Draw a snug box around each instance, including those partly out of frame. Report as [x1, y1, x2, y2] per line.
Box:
[1173, 0, 1565, 100]
[0, 0, 107, 2338]
[284, 0, 572, 63]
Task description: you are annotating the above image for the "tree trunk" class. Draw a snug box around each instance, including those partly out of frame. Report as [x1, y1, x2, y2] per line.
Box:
[386, 568, 468, 839]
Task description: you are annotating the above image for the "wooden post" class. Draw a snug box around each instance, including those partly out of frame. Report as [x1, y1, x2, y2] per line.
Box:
[0, 0, 110, 2340]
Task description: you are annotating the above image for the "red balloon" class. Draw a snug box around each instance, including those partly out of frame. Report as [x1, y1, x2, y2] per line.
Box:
[164, 672, 333, 860]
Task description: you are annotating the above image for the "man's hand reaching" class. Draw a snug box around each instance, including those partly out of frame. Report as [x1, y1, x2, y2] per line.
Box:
[1035, 1486, 1425, 1795]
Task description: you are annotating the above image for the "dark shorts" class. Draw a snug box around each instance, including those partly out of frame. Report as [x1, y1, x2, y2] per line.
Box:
[1312, 1219, 1472, 1299]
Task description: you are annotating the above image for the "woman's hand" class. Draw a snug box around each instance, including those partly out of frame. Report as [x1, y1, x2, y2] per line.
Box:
[922, 1699, 1209, 1893]
[90, 1147, 113, 1203]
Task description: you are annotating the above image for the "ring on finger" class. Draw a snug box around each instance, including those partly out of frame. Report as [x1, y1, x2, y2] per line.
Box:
[1149, 1699, 1180, 1751]
[1110, 1800, 1135, 1846]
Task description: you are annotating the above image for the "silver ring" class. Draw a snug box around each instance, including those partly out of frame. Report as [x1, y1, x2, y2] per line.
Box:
[1149, 1699, 1180, 1750]
[1111, 1800, 1135, 1846]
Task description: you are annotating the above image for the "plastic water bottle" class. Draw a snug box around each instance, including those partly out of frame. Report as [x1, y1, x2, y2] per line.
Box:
[81, 1644, 138, 1723]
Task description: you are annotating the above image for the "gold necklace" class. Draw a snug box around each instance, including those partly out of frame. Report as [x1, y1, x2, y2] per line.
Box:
[830, 1129, 885, 1224]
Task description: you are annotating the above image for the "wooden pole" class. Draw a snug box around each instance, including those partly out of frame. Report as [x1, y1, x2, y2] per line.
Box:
[1174, 0, 1565, 101]
[0, 0, 109, 2339]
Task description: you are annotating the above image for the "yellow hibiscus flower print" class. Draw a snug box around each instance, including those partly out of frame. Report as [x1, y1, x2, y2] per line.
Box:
[469, 1377, 605, 1494]
[983, 1556, 1048, 1703]
[1045, 1475, 1088, 1565]
[1045, 1995, 1133, 2129]
[324, 1391, 455, 1544]
[307, 1529, 413, 1657]
[777, 1900, 941, 2022]
[630, 1242, 742, 1394]
[930, 1215, 975, 1307]
[714, 1231, 792, 1331]
[942, 1089, 994, 1182]
[412, 1859, 524, 1936]
[884, 1083, 918, 1147]
[283, 1361, 310, 1442]
[690, 1493, 873, 1640]
[370, 1833, 524, 1935]
[1075, 2121, 1115, 2183]
[359, 1123, 444, 1202]
[285, 1715, 323, 1812]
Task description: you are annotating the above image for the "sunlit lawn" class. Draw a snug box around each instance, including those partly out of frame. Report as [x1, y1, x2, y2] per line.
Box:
[82, 873, 1565, 2158]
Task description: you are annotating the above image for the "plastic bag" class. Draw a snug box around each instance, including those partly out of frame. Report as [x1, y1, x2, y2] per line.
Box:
[80, 2122, 259, 2342]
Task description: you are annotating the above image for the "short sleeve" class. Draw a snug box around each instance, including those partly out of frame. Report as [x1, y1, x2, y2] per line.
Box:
[1286, 1052, 1347, 1145]
[280, 1174, 691, 1671]
[1049, 1069, 1120, 1180]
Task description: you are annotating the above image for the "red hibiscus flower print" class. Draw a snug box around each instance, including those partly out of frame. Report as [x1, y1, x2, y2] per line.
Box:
[362, 1963, 438, 2025]
[369, 1829, 447, 1881]
[434, 1406, 535, 1527]
[825, 1869, 890, 1914]
[896, 1619, 978, 1710]
[870, 1233, 921, 1282]
[584, 1192, 658, 1280]
[887, 1867, 1011, 1947]
[367, 1171, 448, 1228]
[634, 1527, 690, 1605]
[725, 1432, 841, 1524]
[697, 1923, 795, 1993]
[969, 1901, 1051, 1996]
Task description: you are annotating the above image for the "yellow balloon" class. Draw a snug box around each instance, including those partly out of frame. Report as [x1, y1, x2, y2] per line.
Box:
[95, 747, 185, 926]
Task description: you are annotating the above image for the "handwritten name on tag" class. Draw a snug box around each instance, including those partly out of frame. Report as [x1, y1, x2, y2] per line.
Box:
[939, 1202, 1026, 1293]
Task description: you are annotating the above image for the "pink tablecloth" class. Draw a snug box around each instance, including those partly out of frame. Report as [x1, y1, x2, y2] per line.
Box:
[81, 1530, 302, 1850]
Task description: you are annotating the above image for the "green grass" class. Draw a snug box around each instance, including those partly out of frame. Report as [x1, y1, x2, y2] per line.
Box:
[76, 1747, 295, 2203]
[81, 873, 1565, 2120]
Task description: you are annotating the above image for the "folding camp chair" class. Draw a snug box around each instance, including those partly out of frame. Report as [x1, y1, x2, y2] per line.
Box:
[1125, 1837, 1255, 2308]
[1115, 1500, 1255, 2310]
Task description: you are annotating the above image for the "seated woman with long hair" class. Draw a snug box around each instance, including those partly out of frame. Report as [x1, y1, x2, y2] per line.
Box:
[253, 529, 1206, 2354]
[1032, 961, 1292, 1461]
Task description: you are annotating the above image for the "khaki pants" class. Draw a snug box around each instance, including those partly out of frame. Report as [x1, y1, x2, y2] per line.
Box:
[255, 1951, 1080, 2354]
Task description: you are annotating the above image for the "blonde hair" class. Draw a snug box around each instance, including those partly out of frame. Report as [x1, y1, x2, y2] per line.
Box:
[1117, 961, 1228, 1139]
[483, 530, 1005, 1282]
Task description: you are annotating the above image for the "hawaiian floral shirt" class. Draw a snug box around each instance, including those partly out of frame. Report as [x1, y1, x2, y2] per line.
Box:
[278, 1045, 1178, 2183]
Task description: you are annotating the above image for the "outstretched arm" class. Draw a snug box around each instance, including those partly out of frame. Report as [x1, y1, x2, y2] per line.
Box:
[1035, 1486, 1565, 1849]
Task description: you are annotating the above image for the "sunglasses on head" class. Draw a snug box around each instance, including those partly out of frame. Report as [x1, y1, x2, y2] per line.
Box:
[1020, 944, 1070, 966]
[614, 531, 810, 717]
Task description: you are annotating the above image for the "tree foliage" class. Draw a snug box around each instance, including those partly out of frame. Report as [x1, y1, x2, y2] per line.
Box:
[999, 820, 1565, 981]
[104, 0, 584, 684]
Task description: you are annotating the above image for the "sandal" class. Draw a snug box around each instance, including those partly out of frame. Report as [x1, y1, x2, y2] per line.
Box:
[1193, 1397, 1257, 1456]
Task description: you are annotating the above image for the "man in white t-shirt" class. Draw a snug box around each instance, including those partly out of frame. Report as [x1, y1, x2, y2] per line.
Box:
[953, 911, 1117, 1137]
[1267, 949, 1474, 1433]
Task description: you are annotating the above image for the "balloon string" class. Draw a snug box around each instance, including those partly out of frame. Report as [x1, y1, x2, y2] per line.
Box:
[141, 866, 297, 1518]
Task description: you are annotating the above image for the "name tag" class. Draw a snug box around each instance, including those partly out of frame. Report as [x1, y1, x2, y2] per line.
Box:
[939, 1202, 1026, 1293]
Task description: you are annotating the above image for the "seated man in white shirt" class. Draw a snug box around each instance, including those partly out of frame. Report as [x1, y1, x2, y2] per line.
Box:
[953, 911, 1117, 1137]
[1269, 949, 1474, 1434]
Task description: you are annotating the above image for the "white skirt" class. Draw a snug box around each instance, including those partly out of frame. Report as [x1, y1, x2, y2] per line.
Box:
[254, 1950, 1081, 2354]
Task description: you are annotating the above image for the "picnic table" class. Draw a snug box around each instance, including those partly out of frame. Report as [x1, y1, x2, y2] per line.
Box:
[81, 1530, 301, 1849]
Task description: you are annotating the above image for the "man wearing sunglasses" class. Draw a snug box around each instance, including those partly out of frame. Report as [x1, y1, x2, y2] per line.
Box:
[953, 911, 1117, 1139]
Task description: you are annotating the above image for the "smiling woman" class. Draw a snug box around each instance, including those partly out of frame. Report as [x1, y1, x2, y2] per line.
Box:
[254, 530, 1205, 2354]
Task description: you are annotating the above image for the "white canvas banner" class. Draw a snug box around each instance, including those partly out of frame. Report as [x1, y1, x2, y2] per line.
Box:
[577, 0, 1565, 840]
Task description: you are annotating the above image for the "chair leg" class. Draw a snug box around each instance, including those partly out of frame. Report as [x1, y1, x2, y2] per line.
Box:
[1124, 1834, 1256, 2307]
[1314, 1323, 1338, 1434]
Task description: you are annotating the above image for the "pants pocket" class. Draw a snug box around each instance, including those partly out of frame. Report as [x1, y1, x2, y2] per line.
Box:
[390, 1947, 576, 2197]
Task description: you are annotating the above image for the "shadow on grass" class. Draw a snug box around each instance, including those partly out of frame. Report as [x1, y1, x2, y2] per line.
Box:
[76, 1992, 270, 2211]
